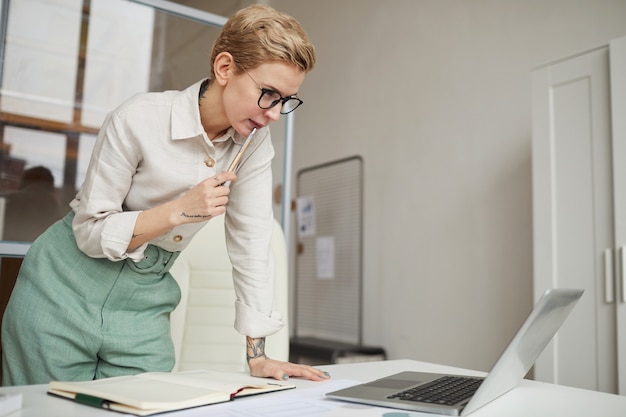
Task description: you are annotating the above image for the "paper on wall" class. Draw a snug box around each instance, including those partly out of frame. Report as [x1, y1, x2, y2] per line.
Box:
[316, 236, 335, 280]
[296, 195, 316, 238]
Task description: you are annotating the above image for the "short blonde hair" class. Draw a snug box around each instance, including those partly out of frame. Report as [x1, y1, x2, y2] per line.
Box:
[210, 4, 316, 78]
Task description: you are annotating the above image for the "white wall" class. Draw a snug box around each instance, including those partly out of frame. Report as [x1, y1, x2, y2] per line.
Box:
[268, 0, 626, 372]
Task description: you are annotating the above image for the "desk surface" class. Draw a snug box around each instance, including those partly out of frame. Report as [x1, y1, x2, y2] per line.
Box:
[2, 359, 625, 416]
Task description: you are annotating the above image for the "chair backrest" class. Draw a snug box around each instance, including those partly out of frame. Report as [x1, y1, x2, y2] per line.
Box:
[169, 215, 289, 372]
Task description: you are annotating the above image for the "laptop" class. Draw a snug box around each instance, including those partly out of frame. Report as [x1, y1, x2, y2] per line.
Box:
[326, 288, 583, 416]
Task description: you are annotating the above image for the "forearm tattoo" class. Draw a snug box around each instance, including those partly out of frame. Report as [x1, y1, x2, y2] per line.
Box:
[246, 337, 267, 363]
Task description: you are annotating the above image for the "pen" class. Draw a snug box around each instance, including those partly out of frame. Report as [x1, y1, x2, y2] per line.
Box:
[226, 128, 257, 172]
[219, 128, 257, 187]
[75, 393, 113, 410]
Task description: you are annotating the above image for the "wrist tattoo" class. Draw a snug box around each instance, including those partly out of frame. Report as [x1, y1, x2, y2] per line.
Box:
[180, 212, 211, 219]
[246, 337, 267, 362]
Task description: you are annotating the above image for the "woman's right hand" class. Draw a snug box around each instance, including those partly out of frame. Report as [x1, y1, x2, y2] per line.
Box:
[128, 171, 237, 251]
[175, 171, 238, 224]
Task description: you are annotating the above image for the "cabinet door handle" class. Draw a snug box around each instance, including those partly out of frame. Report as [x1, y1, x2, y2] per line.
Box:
[621, 247, 626, 303]
[605, 248, 615, 303]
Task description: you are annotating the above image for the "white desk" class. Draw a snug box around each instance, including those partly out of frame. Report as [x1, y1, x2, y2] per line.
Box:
[1, 359, 625, 416]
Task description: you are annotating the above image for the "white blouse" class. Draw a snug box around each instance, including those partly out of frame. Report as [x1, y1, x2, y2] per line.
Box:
[69, 79, 283, 338]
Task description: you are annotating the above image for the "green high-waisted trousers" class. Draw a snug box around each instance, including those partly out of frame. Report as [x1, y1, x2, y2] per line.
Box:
[1, 212, 181, 386]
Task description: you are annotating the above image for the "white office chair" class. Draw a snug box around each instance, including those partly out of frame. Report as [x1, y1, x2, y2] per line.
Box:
[169, 215, 289, 372]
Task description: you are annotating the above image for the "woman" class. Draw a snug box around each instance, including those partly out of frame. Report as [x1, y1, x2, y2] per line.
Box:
[2, 4, 328, 385]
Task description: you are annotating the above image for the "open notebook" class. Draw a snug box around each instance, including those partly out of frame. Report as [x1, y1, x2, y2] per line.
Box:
[48, 369, 294, 416]
[326, 288, 583, 416]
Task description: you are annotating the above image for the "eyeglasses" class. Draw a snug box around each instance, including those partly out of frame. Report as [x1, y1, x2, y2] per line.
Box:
[244, 71, 303, 114]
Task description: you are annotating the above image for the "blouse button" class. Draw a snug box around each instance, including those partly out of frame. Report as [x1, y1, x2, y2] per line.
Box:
[204, 157, 215, 167]
[173, 235, 183, 243]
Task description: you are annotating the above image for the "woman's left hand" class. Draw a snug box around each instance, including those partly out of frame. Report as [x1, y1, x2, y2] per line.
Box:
[248, 356, 331, 381]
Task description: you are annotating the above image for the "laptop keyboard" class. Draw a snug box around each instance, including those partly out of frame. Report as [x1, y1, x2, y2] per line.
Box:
[387, 375, 483, 406]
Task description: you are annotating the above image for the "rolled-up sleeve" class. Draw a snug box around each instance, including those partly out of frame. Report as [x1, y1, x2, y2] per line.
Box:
[234, 301, 284, 338]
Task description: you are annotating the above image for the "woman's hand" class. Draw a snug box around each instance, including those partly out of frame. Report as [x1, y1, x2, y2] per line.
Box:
[246, 336, 330, 382]
[248, 355, 331, 382]
[174, 171, 238, 224]
[129, 172, 237, 251]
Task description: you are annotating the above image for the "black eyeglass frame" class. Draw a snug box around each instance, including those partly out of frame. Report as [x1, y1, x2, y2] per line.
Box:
[244, 71, 303, 115]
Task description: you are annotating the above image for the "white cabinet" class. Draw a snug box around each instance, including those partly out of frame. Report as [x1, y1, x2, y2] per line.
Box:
[532, 35, 626, 395]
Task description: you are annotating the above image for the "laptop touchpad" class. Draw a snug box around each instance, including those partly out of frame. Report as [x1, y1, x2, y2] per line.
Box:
[364, 378, 422, 389]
